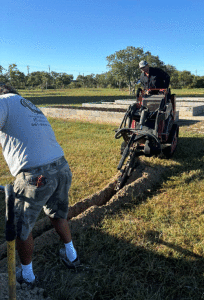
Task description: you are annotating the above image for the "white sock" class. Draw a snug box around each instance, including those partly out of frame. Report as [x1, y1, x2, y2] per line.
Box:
[64, 241, 77, 262]
[21, 262, 35, 283]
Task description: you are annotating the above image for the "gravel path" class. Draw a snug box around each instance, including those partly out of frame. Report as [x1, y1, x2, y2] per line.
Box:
[0, 273, 52, 300]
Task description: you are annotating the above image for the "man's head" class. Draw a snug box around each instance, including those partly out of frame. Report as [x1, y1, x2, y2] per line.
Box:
[139, 60, 149, 73]
[0, 83, 19, 95]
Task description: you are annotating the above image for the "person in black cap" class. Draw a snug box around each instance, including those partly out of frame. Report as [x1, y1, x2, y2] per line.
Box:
[139, 60, 170, 91]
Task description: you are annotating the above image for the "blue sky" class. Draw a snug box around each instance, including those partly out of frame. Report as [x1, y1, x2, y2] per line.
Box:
[1, 0, 204, 79]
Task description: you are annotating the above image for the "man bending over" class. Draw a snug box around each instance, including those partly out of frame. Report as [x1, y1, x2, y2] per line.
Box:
[0, 83, 80, 287]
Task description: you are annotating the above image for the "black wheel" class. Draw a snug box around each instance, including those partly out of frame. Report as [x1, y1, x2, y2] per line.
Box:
[162, 124, 179, 159]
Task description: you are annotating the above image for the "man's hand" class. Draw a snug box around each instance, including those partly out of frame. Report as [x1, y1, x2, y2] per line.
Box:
[144, 90, 150, 95]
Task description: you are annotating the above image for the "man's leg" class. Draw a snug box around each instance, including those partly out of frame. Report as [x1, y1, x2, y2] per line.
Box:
[49, 217, 77, 262]
[16, 232, 34, 265]
[16, 233, 35, 283]
[49, 217, 71, 243]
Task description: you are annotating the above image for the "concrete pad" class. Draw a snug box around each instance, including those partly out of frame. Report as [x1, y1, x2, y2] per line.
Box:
[41, 95, 204, 125]
[178, 105, 204, 116]
[115, 100, 136, 104]
[177, 102, 204, 107]
[177, 97, 204, 101]
[82, 103, 130, 109]
[41, 107, 125, 125]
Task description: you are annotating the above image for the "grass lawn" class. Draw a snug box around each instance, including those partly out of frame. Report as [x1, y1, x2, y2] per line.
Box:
[0, 118, 122, 243]
[1, 116, 204, 299]
[1, 89, 204, 299]
[18, 88, 137, 107]
[32, 119, 204, 300]
[16, 87, 204, 107]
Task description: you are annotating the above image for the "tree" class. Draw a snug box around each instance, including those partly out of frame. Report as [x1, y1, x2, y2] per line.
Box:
[178, 71, 194, 88]
[163, 65, 181, 89]
[106, 46, 166, 94]
[55, 73, 73, 88]
[194, 76, 204, 88]
[76, 74, 96, 88]
[0, 66, 8, 83]
[95, 73, 107, 88]
[8, 64, 26, 88]
[164, 65, 177, 77]
[170, 70, 181, 89]
[106, 46, 144, 94]
[41, 72, 52, 89]
[26, 71, 44, 87]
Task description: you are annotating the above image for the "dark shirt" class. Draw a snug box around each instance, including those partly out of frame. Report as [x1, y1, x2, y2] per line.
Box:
[140, 67, 170, 90]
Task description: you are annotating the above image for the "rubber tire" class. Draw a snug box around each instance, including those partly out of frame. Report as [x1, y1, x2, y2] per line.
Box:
[162, 124, 179, 159]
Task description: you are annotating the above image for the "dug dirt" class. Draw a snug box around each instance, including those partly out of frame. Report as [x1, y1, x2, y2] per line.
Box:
[0, 159, 166, 299]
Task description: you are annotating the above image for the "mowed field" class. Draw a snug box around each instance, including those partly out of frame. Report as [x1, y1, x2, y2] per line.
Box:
[17, 87, 204, 107]
[1, 88, 204, 299]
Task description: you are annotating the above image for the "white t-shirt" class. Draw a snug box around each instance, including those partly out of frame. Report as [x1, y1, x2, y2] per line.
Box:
[0, 93, 64, 176]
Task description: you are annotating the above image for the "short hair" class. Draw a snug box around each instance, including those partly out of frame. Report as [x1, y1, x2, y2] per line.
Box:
[0, 83, 19, 95]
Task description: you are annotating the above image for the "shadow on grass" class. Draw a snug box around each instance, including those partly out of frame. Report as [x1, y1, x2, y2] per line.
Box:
[177, 119, 201, 127]
[172, 135, 204, 172]
[38, 211, 204, 300]
[27, 95, 136, 106]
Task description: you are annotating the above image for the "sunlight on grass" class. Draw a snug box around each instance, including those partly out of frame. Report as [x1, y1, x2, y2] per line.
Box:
[18, 87, 204, 98]
[0, 117, 121, 204]
[48, 118, 121, 204]
[0, 118, 121, 243]
[18, 87, 132, 98]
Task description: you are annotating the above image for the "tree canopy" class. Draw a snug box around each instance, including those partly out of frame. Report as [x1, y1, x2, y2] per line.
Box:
[106, 47, 175, 93]
[1, 46, 203, 91]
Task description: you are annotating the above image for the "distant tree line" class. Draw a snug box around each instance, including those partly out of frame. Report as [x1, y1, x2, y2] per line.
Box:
[1, 47, 204, 93]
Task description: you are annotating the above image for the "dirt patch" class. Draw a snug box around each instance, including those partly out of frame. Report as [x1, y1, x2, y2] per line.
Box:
[0, 171, 119, 260]
[0, 158, 167, 299]
[0, 161, 147, 261]
[0, 161, 165, 272]
[33, 163, 165, 255]
[0, 273, 52, 300]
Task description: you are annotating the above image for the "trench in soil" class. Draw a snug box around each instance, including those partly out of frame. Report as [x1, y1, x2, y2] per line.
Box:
[0, 158, 167, 268]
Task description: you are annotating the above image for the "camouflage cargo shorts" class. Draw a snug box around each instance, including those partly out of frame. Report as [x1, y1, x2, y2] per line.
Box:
[13, 156, 72, 241]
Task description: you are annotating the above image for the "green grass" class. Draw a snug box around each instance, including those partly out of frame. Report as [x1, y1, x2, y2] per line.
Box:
[16, 87, 204, 107]
[32, 120, 204, 300]
[1, 117, 203, 299]
[172, 88, 204, 97]
[18, 88, 131, 98]
[1, 89, 204, 298]
[18, 87, 204, 98]
[18, 88, 137, 107]
[0, 118, 122, 243]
